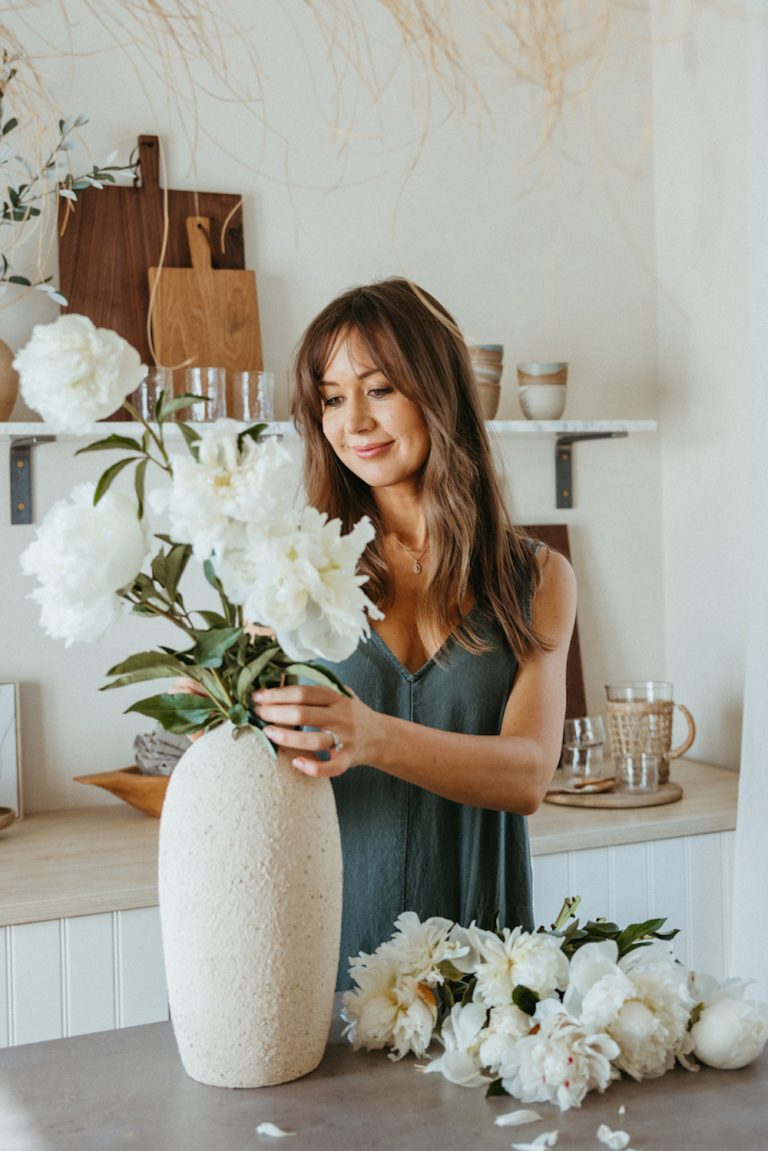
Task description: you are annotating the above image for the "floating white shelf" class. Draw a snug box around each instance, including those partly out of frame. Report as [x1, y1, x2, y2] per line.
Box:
[2, 419, 657, 521]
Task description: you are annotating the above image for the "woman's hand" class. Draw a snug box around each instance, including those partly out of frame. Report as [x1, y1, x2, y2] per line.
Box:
[252, 684, 375, 777]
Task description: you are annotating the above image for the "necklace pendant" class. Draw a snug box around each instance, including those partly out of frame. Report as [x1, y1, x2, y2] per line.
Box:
[413, 561, 422, 574]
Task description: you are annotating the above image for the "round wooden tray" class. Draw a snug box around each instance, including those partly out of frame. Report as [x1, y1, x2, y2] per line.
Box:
[0, 806, 16, 831]
[544, 781, 683, 809]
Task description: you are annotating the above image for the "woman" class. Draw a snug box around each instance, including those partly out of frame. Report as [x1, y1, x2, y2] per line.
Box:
[253, 278, 576, 987]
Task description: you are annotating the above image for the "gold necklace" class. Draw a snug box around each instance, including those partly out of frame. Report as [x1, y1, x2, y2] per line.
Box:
[393, 535, 429, 574]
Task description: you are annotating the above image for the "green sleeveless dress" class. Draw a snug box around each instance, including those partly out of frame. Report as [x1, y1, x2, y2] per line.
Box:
[323, 602, 534, 990]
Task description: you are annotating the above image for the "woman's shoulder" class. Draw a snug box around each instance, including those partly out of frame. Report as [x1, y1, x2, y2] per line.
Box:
[531, 546, 577, 640]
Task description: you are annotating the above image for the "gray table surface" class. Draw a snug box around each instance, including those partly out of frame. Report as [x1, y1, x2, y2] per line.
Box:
[1, 1003, 766, 1151]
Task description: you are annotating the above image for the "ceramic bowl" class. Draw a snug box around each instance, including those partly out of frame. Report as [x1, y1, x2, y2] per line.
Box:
[518, 383, 567, 420]
[517, 361, 568, 387]
[477, 383, 501, 419]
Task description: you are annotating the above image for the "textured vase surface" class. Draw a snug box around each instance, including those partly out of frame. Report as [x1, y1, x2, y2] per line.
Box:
[158, 723, 343, 1088]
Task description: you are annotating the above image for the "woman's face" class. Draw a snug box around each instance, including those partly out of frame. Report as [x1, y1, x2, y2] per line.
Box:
[318, 328, 430, 495]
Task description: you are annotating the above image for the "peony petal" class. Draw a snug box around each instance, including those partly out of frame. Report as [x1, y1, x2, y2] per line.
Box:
[597, 1124, 631, 1150]
[618, 1105, 627, 1115]
[511, 1132, 559, 1150]
[256, 1122, 296, 1138]
[495, 1109, 544, 1127]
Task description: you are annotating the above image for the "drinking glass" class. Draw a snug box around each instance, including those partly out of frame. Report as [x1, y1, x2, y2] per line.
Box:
[561, 715, 606, 779]
[136, 367, 173, 421]
[231, 370, 275, 422]
[616, 752, 660, 794]
[184, 367, 227, 422]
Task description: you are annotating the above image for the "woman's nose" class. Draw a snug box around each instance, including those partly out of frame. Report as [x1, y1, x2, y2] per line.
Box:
[344, 394, 375, 434]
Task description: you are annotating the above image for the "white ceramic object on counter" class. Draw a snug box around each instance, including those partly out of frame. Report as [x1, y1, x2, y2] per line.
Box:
[518, 383, 567, 420]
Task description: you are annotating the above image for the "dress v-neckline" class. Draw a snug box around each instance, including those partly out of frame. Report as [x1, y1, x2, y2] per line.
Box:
[369, 603, 482, 681]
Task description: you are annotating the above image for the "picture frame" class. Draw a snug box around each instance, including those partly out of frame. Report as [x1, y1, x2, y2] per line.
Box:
[0, 681, 23, 818]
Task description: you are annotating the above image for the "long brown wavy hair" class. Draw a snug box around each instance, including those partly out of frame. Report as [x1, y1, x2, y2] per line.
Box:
[291, 277, 545, 661]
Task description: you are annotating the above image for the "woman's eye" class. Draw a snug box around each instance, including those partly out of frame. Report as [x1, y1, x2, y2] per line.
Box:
[369, 386, 393, 398]
[321, 395, 343, 410]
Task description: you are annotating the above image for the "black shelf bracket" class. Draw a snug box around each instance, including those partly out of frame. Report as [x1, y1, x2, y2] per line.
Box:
[10, 435, 56, 525]
[555, 431, 628, 509]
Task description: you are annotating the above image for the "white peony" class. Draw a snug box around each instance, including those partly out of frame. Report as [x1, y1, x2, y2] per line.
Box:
[378, 912, 470, 985]
[14, 314, 145, 432]
[156, 424, 297, 562]
[422, 1001, 491, 1087]
[470, 925, 570, 1009]
[20, 482, 147, 645]
[565, 941, 693, 1080]
[223, 506, 382, 663]
[689, 976, 768, 1069]
[497, 999, 619, 1112]
[477, 1003, 534, 1075]
[342, 949, 437, 1060]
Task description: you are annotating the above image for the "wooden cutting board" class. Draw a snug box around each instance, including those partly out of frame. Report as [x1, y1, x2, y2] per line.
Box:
[148, 217, 263, 409]
[545, 781, 683, 809]
[57, 135, 247, 419]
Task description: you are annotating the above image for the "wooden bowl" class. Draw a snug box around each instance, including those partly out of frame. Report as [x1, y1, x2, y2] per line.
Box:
[0, 806, 16, 832]
[73, 767, 169, 818]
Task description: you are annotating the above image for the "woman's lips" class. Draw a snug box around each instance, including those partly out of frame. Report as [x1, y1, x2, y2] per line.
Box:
[352, 441, 393, 459]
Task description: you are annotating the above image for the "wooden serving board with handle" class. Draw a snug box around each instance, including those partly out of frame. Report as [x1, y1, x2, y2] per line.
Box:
[148, 216, 263, 410]
[57, 135, 247, 419]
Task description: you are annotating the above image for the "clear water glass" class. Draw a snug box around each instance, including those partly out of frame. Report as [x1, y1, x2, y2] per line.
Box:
[561, 715, 606, 779]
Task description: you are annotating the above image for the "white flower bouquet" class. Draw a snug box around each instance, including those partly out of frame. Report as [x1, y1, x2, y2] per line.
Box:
[17, 314, 379, 741]
[342, 897, 768, 1112]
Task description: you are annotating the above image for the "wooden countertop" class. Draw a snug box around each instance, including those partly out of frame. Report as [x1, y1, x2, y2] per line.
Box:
[1, 999, 765, 1150]
[0, 759, 737, 927]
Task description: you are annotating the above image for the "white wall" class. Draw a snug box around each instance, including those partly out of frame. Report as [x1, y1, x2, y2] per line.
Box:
[650, 2, 753, 767]
[1, 2, 677, 811]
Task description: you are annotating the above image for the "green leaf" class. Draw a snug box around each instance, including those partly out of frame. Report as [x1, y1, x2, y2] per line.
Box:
[125, 691, 220, 732]
[485, 1079, 509, 1098]
[93, 456, 141, 504]
[203, 559, 222, 591]
[102, 657, 191, 690]
[235, 646, 281, 700]
[76, 433, 145, 456]
[163, 544, 192, 601]
[105, 650, 190, 678]
[511, 984, 539, 1016]
[177, 421, 202, 459]
[2, 117, 18, 135]
[192, 627, 243, 668]
[161, 393, 205, 417]
[236, 422, 267, 452]
[196, 610, 231, 629]
[282, 663, 351, 695]
[227, 702, 249, 726]
[134, 457, 148, 519]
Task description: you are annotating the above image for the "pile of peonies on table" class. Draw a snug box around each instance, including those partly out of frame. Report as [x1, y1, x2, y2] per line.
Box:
[342, 898, 768, 1112]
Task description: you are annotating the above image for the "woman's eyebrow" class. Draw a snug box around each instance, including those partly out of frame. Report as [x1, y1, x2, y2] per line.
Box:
[319, 367, 384, 387]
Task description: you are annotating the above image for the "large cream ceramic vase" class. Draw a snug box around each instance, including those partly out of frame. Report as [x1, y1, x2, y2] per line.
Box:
[158, 722, 343, 1088]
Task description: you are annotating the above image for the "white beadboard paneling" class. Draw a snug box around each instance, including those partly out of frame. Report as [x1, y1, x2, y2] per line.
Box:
[117, 907, 169, 1027]
[532, 853, 572, 926]
[688, 833, 729, 980]
[611, 842, 652, 926]
[648, 837, 690, 968]
[64, 913, 116, 1037]
[569, 848, 612, 924]
[10, 921, 63, 1045]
